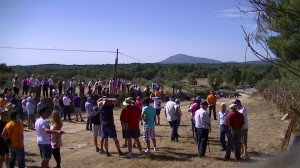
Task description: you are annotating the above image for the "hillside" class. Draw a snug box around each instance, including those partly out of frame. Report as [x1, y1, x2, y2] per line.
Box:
[159, 54, 222, 64]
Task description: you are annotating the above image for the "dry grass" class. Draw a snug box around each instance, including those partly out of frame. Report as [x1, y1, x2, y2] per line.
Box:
[23, 94, 289, 168]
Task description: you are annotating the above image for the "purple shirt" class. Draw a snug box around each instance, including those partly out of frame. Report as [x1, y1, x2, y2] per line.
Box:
[73, 97, 81, 108]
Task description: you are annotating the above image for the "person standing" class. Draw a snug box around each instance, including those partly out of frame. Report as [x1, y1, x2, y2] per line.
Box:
[218, 103, 229, 151]
[98, 97, 123, 157]
[225, 104, 244, 161]
[164, 96, 179, 142]
[57, 79, 63, 96]
[11, 76, 19, 96]
[50, 111, 63, 168]
[151, 95, 162, 125]
[73, 94, 84, 122]
[29, 75, 37, 97]
[174, 99, 182, 135]
[142, 98, 157, 153]
[35, 108, 64, 168]
[194, 101, 211, 158]
[42, 76, 49, 98]
[48, 76, 54, 98]
[2, 110, 25, 168]
[120, 97, 145, 158]
[0, 109, 9, 168]
[36, 76, 42, 98]
[207, 91, 217, 120]
[26, 96, 35, 130]
[85, 97, 93, 131]
[62, 94, 72, 121]
[188, 96, 201, 141]
[233, 99, 248, 158]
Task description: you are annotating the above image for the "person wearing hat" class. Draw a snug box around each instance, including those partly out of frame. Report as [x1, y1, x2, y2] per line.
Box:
[207, 91, 217, 120]
[120, 97, 145, 158]
[2, 110, 25, 168]
[233, 99, 248, 158]
[194, 101, 211, 158]
[225, 104, 244, 161]
[0, 109, 9, 168]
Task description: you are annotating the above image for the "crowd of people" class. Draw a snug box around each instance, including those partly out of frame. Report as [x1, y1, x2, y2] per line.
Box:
[0, 75, 249, 167]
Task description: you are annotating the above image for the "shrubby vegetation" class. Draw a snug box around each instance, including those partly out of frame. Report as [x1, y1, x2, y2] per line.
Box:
[0, 62, 278, 95]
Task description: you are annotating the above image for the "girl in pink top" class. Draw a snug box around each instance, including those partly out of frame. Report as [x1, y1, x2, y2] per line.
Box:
[50, 111, 63, 168]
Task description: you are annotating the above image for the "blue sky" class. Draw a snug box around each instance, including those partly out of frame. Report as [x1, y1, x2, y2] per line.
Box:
[0, 0, 260, 65]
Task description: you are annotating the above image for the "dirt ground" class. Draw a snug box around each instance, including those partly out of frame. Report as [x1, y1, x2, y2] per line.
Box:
[22, 94, 289, 168]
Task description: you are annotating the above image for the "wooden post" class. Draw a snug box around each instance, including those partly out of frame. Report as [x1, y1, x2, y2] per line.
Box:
[114, 49, 118, 80]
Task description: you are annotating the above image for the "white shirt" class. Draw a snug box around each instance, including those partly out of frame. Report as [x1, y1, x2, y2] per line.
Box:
[29, 78, 37, 87]
[63, 96, 71, 106]
[194, 108, 210, 129]
[48, 78, 54, 86]
[35, 118, 51, 144]
[164, 101, 177, 121]
[218, 110, 229, 125]
[238, 106, 248, 129]
[152, 97, 162, 109]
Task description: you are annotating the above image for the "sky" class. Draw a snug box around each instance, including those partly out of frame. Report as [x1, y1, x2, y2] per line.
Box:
[0, 0, 261, 65]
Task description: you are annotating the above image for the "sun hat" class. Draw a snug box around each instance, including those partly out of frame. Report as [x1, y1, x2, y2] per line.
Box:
[123, 97, 134, 106]
[229, 104, 237, 109]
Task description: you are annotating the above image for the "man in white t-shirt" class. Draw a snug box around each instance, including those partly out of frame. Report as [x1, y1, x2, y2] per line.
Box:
[35, 108, 64, 168]
[63, 94, 72, 121]
[164, 96, 179, 142]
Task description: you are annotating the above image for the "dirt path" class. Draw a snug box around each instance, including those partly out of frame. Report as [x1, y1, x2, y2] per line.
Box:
[22, 94, 288, 168]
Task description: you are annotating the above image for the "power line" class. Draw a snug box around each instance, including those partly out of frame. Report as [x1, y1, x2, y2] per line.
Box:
[0, 46, 145, 63]
[0, 46, 117, 54]
[119, 52, 145, 63]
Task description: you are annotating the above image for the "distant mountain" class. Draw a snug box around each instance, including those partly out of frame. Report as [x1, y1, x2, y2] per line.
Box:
[159, 54, 222, 64]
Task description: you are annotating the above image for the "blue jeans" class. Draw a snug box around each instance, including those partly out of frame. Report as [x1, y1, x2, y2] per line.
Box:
[8, 147, 25, 168]
[220, 125, 229, 150]
[168, 119, 178, 140]
[196, 128, 209, 157]
[225, 128, 242, 159]
[86, 116, 92, 131]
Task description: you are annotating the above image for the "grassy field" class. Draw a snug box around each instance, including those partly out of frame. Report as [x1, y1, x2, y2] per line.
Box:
[22, 93, 288, 168]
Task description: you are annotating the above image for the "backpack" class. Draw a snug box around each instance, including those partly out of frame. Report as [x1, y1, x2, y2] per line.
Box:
[90, 106, 101, 125]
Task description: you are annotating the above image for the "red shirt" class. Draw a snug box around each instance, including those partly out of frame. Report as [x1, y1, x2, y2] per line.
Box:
[226, 111, 244, 129]
[191, 103, 200, 118]
[135, 100, 143, 110]
[120, 105, 141, 130]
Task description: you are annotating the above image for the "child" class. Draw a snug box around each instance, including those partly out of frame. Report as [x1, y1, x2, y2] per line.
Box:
[50, 111, 63, 168]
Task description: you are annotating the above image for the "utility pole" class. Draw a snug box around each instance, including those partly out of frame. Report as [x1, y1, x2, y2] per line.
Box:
[114, 49, 118, 80]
